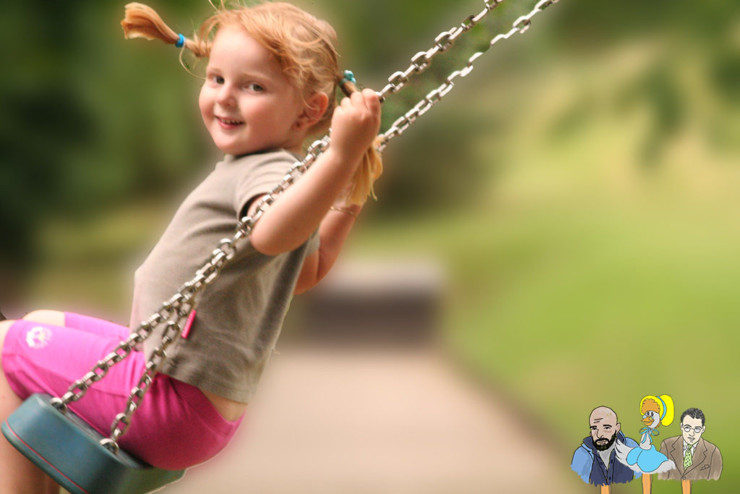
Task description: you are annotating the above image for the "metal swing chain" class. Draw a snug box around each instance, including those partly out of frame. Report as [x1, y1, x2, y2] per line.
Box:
[50, 0, 560, 454]
[375, 0, 506, 103]
[377, 0, 560, 150]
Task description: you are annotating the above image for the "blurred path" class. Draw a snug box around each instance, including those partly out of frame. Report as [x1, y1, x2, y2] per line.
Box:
[159, 346, 585, 494]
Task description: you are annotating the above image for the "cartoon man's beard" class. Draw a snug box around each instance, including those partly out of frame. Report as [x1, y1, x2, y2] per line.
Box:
[594, 434, 617, 451]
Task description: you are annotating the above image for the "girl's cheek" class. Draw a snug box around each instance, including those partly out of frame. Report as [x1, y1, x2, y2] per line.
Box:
[198, 88, 212, 119]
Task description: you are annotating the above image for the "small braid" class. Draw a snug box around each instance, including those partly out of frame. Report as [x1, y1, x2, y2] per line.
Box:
[121, 3, 207, 57]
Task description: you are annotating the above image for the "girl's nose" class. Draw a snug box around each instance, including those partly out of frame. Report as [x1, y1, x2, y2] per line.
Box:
[216, 84, 236, 106]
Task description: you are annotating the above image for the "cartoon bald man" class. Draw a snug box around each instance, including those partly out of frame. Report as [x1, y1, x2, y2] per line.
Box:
[572, 406, 641, 486]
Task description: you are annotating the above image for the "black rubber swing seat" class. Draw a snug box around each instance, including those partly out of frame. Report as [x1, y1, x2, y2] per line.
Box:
[2, 393, 185, 494]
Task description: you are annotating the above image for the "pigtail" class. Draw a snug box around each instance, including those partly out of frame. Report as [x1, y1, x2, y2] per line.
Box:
[121, 3, 207, 57]
[344, 137, 383, 205]
[339, 78, 384, 206]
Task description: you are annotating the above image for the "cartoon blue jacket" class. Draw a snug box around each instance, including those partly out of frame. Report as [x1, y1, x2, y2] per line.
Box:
[571, 431, 641, 486]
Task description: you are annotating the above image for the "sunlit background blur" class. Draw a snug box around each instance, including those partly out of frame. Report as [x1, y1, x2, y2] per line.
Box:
[1, 0, 739, 492]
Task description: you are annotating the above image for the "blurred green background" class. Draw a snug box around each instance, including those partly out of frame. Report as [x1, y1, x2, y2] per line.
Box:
[1, 0, 738, 491]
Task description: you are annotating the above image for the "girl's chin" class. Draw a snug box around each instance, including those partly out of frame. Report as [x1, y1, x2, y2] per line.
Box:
[212, 138, 250, 155]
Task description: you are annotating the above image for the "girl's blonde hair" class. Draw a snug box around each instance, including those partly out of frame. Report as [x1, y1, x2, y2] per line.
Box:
[121, 2, 382, 205]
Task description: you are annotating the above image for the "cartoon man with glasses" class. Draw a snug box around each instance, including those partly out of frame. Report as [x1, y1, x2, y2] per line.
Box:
[659, 408, 722, 492]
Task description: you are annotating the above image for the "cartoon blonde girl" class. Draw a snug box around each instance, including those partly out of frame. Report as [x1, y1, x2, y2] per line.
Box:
[617, 394, 677, 492]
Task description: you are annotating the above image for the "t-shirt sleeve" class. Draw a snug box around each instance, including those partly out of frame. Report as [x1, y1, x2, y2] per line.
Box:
[233, 150, 301, 218]
[232, 150, 320, 255]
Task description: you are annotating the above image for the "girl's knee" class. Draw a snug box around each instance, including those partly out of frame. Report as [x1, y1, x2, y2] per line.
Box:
[22, 310, 65, 326]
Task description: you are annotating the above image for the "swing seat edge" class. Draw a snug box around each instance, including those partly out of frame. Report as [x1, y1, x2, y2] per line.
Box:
[2, 393, 185, 494]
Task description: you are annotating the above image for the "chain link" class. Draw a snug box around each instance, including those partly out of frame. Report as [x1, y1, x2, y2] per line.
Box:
[377, 0, 559, 150]
[376, 0, 505, 102]
[106, 318, 185, 449]
[52, 0, 560, 453]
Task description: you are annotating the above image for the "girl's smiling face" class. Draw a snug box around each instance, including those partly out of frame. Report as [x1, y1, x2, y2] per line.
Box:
[199, 26, 306, 156]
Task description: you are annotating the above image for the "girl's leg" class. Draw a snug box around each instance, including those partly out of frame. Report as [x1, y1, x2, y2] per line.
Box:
[1, 314, 129, 493]
[24, 310, 129, 340]
[21, 310, 65, 327]
[2, 317, 242, 472]
[0, 320, 56, 494]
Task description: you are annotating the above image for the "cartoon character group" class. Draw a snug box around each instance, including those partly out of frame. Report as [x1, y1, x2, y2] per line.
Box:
[571, 395, 722, 493]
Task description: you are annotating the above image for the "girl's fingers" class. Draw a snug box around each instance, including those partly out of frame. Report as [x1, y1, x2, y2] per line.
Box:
[367, 89, 380, 107]
[348, 91, 367, 114]
[339, 89, 380, 114]
[361, 89, 380, 117]
[335, 88, 381, 132]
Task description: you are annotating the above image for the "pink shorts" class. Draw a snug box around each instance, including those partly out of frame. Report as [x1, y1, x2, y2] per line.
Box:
[1, 313, 244, 470]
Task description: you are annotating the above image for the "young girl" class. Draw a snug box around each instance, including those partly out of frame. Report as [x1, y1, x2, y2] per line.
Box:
[0, 1, 381, 491]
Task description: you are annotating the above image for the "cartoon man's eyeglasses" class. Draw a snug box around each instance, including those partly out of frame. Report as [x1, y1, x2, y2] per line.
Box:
[682, 425, 703, 434]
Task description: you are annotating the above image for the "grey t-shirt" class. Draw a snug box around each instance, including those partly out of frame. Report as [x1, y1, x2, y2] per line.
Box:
[130, 150, 318, 403]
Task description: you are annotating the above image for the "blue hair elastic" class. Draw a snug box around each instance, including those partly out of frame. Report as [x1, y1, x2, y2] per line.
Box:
[341, 70, 356, 86]
[175, 34, 186, 48]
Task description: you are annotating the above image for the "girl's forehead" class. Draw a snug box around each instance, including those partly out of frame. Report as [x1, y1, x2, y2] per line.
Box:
[211, 26, 264, 56]
[208, 27, 282, 73]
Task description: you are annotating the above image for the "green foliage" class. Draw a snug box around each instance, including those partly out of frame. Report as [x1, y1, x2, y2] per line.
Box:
[0, 1, 210, 273]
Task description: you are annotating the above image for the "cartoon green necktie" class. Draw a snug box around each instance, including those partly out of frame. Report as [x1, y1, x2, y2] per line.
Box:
[684, 446, 693, 469]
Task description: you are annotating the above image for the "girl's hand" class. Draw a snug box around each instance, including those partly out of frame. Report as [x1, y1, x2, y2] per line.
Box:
[329, 88, 381, 164]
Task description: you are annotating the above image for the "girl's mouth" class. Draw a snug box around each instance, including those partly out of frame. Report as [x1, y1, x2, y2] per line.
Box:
[216, 116, 244, 128]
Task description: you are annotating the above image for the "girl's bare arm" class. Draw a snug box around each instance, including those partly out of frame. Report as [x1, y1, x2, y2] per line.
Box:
[293, 202, 362, 294]
[249, 89, 380, 256]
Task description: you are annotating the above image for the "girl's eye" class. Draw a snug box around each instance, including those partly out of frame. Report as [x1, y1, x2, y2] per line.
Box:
[245, 83, 264, 92]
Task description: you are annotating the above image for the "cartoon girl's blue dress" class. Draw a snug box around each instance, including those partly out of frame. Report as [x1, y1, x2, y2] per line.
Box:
[625, 428, 675, 474]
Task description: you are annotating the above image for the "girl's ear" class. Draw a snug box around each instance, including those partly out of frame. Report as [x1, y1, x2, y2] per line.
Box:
[294, 92, 329, 131]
